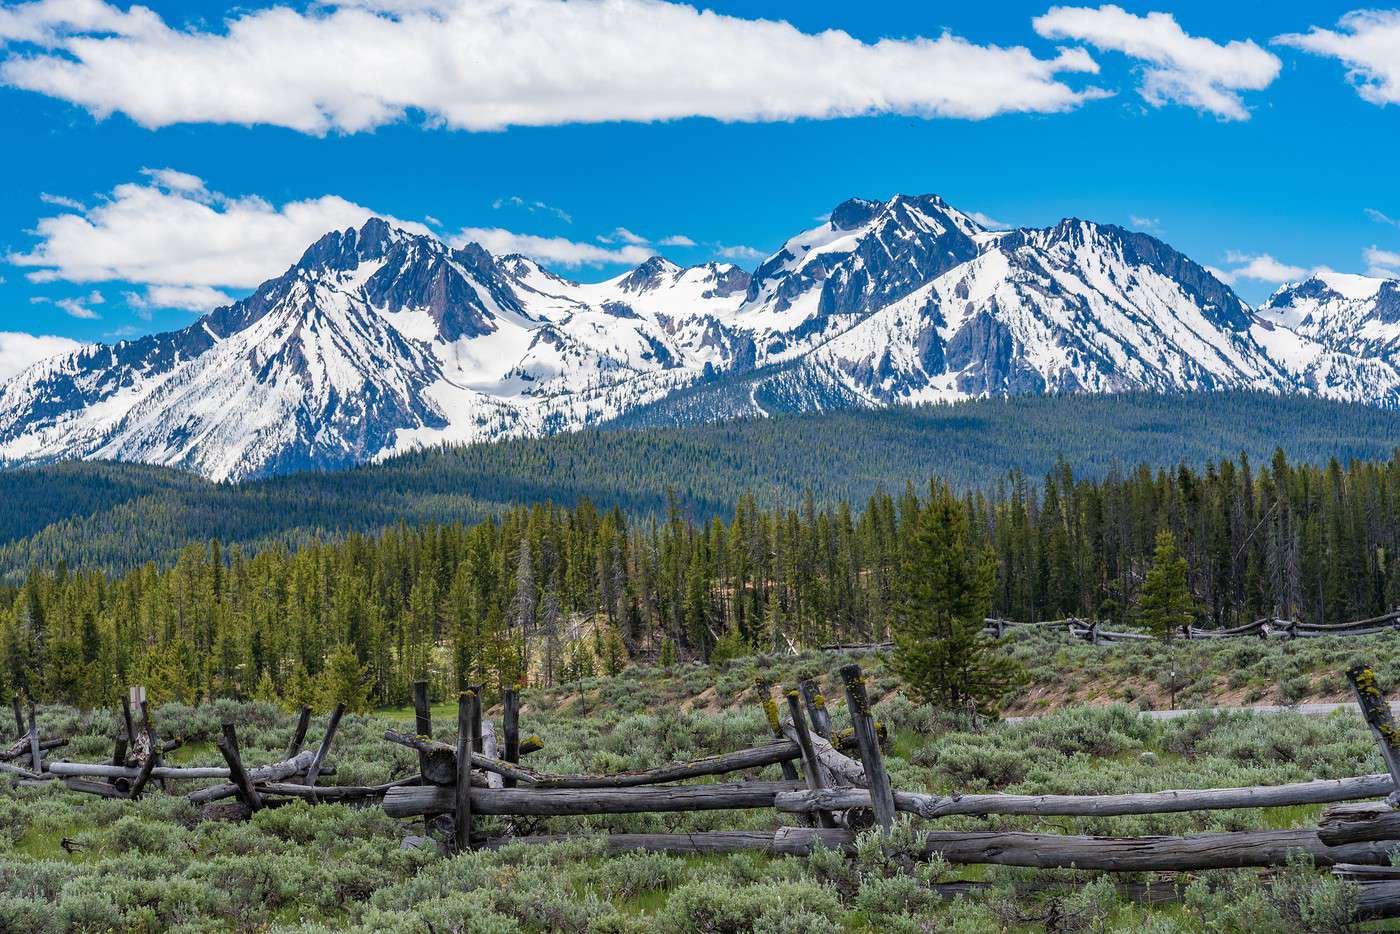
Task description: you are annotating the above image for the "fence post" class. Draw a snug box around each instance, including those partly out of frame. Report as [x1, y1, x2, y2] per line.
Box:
[217, 722, 261, 813]
[285, 706, 312, 761]
[11, 696, 22, 740]
[455, 690, 476, 853]
[26, 700, 41, 774]
[469, 684, 484, 754]
[1348, 663, 1400, 805]
[412, 680, 433, 777]
[839, 664, 897, 834]
[755, 679, 800, 782]
[798, 678, 832, 740]
[306, 703, 346, 788]
[503, 688, 521, 789]
[785, 690, 837, 828]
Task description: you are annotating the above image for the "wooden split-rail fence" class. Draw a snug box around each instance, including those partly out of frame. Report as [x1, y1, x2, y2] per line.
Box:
[16, 663, 1400, 919]
[821, 608, 1400, 652]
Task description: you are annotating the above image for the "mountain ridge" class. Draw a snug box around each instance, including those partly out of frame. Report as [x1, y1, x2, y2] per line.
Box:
[3, 193, 1398, 480]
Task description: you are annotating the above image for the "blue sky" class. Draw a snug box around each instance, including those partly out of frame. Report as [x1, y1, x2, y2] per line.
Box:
[0, 0, 1398, 374]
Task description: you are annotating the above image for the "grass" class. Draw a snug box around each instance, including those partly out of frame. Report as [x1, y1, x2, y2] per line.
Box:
[7, 635, 1400, 931]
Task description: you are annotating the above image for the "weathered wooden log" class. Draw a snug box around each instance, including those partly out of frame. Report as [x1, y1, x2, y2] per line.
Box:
[840, 664, 895, 833]
[1333, 862, 1400, 882]
[1350, 880, 1400, 921]
[1317, 801, 1400, 845]
[383, 780, 805, 819]
[455, 691, 475, 853]
[519, 735, 544, 757]
[786, 690, 836, 829]
[503, 688, 520, 789]
[0, 736, 65, 761]
[756, 679, 801, 784]
[120, 695, 136, 747]
[777, 773, 1398, 820]
[259, 777, 420, 801]
[798, 678, 832, 739]
[490, 826, 1399, 870]
[51, 749, 320, 789]
[481, 720, 503, 790]
[285, 706, 312, 761]
[780, 720, 866, 787]
[0, 759, 44, 781]
[383, 729, 463, 786]
[470, 684, 484, 754]
[216, 723, 261, 812]
[305, 702, 345, 787]
[107, 737, 127, 789]
[61, 778, 127, 798]
[385, 729, 800, 788]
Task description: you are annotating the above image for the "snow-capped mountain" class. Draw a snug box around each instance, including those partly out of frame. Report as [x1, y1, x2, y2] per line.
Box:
[3, 195, 1398, 480]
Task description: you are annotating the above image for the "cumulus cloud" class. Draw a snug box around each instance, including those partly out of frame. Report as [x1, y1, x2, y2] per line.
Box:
[32, 290, 104, 319]
[1277, 11, 1400, 107]
[0, 330, 84, 382]
[1211, 251, 1311, 285]
[451, 227, 652, 267]
[9, 168, 428, 289]
[127, 284, 235, 312]
[1034, 5, 1279, 120]
[659, 234, 696, 247]
[0, 0, 1104, 134]
[1366, 246, 1400, 278]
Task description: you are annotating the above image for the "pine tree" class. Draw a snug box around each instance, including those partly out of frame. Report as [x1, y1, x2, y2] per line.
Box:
[1138, 529, 1197, 640]
[891, 483, 1026, 716]
[317, 643, 372, 713]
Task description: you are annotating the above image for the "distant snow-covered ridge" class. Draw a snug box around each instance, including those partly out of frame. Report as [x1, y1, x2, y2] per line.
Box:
[2, 194, 1397, 481]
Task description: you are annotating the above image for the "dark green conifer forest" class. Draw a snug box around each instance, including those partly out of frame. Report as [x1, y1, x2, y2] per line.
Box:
[5, 441, 1400, 711]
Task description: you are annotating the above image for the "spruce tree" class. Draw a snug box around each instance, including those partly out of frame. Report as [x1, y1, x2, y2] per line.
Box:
[891, 483, 1025, 716]
[1138, 529, 1197, 640]
[317, 643, 372, 713]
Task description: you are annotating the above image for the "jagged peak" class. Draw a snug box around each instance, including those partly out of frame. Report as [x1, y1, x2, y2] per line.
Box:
[614, 255, 683, 292]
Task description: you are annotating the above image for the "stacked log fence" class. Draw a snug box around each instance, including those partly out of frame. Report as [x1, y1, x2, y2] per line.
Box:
[15, 661, 1400, 920]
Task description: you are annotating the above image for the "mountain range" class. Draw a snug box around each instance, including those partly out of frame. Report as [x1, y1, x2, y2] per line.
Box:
[2, 193, 1398, 481]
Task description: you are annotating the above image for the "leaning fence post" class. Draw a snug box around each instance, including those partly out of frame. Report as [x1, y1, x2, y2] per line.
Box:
[412, 680, 433, 777]
[11, 696, 23, 740]
[216, 722, 262, 813]
[785, 690, 837, 828]
[306, 703, 346, 788]
[120, 694, 136, 748]
[756, 679, 800, 782]
[455, 690, 476, 853]
[839, 664, 897, 834]
[469, 684, 484, 754]
[798, 678, 832, 740]
[128, 703, 160, 799]
[1347, 664, 1400, 805]
[285, 706, 312, 761]
[503, 688, 521, 789]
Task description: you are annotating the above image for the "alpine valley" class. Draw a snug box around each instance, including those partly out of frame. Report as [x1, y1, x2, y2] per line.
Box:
[2, 193, 1397, 481]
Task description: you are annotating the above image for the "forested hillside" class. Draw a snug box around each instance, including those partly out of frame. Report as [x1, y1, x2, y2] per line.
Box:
[5, 447, 1400, 710]
[4, 391, 1400, 577]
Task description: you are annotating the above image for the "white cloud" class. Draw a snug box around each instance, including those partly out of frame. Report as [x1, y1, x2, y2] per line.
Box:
[0, 0, 1104, 134]
[1366, 208, 1400, 230]
[716, 244, 767, 262]
[452, 227, 651, 267]
[1366, 246, 1400, 278]
[1212, 251, 1311, 285]
[127, 284, 235, 312]
[659, 234, 697, 247]
[493, 195, 573, 224]
[9, 168, 428, 289]
[39, 192, 84, 210]
[32, 291, 104, 319]
[1277, 11, 1400, 107]
[1034, 5, 1279, 120]
[967, 211, 1011, 230]
[0, 331, 84, 382]
[1130, 214, 1162, 231]
[606, 227, 650, 245]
